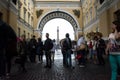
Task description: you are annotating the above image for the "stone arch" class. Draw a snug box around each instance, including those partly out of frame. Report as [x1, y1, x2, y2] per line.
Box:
[37, 10, 80, 33]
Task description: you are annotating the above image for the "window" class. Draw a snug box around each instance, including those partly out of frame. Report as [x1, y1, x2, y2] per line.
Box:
[28, 12, 30, 24]
[86, 12, 88, 24]
[12, 0, 17, 5]
[114, 9, 120, 22]
[0, 12, 3, 20]
[28, 2, 30, 10]
[18, 8, 21, 18]
[24, 0, 26, 5]
[24, 8, 26, 21]
[24, 30, 26, 35]
[99, 0, 104, 4]
[28, 33, 30, 38]
[31, 17, 33, 26]
[90, 7, 92, 20]
[18, 27, 20, 37]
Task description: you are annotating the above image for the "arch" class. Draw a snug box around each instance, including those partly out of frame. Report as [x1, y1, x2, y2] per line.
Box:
[37, 10, 80, 32]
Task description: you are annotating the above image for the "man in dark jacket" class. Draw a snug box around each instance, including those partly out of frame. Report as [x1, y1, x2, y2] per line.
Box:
[96, 34, 105, 65]
[44, 33, 53, 68]
[62, 33, 72, 67]
[0, 20, 17, 79]
[29, 35, 37, 62]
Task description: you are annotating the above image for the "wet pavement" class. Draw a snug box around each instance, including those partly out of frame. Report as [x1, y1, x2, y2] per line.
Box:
[7, 50, 120, 80]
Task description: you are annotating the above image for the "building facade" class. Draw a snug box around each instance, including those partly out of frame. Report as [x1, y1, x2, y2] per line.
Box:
[82, 0, 120, 39]
[1, 0, 120, 40]
[0, 0, 18, 33]
[17, 0, 34, 38]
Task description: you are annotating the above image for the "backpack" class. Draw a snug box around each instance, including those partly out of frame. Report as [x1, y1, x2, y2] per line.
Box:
[49, 39, 53, 50]
[44, 38, 53, 51]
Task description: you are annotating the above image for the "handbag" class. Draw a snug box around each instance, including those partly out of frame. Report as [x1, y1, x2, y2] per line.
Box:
[76, 54, 82, 59]
[76, 43, 86, 51]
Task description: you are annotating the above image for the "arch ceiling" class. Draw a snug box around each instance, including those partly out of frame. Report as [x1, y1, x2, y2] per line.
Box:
[38, 11, 79, 32]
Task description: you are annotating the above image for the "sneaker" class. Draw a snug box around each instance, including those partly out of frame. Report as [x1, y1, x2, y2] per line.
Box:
[79, 65, 85, 68]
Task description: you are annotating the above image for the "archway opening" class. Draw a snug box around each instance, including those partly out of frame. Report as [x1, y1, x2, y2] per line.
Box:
[42, 18, 75, 41]
[42, 18, 75, 59]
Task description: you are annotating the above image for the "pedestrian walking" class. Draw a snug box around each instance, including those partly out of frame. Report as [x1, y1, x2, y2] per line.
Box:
[106, 20, 120, 80]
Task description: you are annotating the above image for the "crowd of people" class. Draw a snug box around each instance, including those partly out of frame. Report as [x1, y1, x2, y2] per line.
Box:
[0, 19, 120, 80]
[0, 19, 57, 79]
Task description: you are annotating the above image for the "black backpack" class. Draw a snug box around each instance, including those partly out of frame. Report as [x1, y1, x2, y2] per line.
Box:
[44, 38, 53, 51]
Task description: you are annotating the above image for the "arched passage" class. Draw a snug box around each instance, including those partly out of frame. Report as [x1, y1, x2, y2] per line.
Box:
[37, 10, 80, 35]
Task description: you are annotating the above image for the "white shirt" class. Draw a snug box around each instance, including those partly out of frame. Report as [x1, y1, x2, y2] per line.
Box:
[77, 37, 85, 46]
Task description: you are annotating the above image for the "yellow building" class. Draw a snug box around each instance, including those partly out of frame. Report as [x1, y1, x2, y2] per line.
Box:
[0, 0, 18, 33]
[17, 0, 34, 39]
[82, 0, 120, 39]
[1, 0, 120, 40]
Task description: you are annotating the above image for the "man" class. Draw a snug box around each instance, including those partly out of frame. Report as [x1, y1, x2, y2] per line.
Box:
[44, 33, 53, 68]
[96, 33, 105, 65]
[62, 33, 72, 68]
[60, 39, 66, 66]
[77, 34, 86, 67]
[29, 35, 37, 62]
[0, 19, 17, 79]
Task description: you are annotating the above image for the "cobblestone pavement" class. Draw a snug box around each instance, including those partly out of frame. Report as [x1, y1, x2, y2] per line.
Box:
[7, 50, 120, 80]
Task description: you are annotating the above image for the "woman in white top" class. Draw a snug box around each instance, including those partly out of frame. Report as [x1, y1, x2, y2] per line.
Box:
[106, 20, 120, 80]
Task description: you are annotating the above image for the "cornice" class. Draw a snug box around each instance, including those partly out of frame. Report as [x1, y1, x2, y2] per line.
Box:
[9, 1, 18, 15]
[98, 0, 119, 15]
[35, 1, 81, 7]
[0, 0, 18, 15]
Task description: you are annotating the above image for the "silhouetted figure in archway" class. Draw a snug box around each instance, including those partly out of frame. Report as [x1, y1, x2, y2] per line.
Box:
[62, 33, 72, 68]
[29, 35, 37, 63]
[44, 33, 53, 68]
[36, 38, 44, 63]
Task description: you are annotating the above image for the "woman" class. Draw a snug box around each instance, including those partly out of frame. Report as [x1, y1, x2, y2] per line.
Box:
[51, 39, 56, 63]
[96, 33, 105, 65]
[18, 35, 27, 72]
[106, 20, 120, 80]
[36, 38, 44, 63]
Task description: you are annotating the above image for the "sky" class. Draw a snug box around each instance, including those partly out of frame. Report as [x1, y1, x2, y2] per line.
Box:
[42, 18, 75, 41]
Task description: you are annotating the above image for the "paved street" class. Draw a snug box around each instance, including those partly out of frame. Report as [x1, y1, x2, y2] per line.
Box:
[8, 50, 120, 80]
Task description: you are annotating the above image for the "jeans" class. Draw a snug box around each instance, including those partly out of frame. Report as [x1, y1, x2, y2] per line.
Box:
[65, 50, 72, 67]
[109, 54, 120, 80]
[45, 51, 52, 67]
[89, 48, 93, 59]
